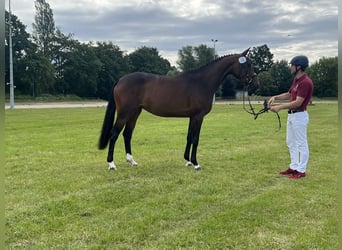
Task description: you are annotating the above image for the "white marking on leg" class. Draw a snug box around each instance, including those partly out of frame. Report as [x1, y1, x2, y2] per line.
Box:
[108, 161, 117, 170]
[126, 153, 138, 166]
[185, 161, 193, 167]
[194, 165, 201, 171]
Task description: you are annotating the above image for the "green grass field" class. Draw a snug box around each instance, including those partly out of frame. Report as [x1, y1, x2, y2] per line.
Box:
[5, 103, 337, 249]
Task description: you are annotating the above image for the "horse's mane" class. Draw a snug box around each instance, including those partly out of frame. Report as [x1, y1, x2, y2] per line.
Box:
[182, 53, 239, 75]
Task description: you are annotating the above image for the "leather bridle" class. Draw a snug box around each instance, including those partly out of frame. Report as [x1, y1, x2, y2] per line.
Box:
[240, 62, 281, 130]
[242, 86, 281, 130]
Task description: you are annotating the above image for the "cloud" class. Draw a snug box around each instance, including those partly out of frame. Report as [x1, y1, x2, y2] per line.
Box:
[8, 0, 338, 65]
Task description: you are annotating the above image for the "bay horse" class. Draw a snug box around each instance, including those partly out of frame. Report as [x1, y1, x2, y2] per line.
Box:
[98, 48, 259, 170]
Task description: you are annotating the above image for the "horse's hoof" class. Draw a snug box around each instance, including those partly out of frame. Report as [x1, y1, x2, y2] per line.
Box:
[185, 161, 193, 167]
[126, 154, 138, 166]
[108, 162, 117, 170]
[194, 165, 202, 171]
[127, 160, 138, 167]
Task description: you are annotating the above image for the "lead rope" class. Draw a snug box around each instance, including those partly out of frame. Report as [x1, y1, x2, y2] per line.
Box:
[242, 88, 281, 130]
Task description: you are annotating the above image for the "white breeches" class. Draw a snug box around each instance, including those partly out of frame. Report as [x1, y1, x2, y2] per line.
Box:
[286, 111, 309, 173]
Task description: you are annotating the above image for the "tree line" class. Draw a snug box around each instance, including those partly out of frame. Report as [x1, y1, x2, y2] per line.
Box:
[5, 0, 337, 100]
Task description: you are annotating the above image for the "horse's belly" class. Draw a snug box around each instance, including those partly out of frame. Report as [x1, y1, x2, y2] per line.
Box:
[142, 97, 192, 117]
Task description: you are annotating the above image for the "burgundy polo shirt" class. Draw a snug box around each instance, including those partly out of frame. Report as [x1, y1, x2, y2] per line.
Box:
[289, 73, 313, 110]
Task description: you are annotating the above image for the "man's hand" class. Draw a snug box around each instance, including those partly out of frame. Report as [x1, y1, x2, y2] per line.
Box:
[268, 97, 276, 108]
[270, 105, 281, 113]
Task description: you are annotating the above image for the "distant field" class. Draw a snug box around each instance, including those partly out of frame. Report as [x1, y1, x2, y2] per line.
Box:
[5, 103, 337, 249]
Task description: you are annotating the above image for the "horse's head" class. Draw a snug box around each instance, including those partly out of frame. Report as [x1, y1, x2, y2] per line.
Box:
[233, 48, 259, 95]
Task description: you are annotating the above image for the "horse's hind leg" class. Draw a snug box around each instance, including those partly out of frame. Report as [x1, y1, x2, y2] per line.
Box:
[107, 118, 126, 170]
[184, 119, 193, 167]
[123, 109, 141, 166]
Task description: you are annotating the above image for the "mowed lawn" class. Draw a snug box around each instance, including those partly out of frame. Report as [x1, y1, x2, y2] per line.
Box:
[5, 103, 337, 249]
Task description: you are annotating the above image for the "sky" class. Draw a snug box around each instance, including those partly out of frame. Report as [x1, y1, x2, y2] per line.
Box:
[6, 0, 338, 67]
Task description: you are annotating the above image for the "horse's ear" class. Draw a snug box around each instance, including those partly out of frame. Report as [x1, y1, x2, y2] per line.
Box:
[241, 48, 250, 56]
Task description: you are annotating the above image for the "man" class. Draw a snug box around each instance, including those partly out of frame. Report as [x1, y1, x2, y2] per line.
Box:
[268, 55, 313, 179]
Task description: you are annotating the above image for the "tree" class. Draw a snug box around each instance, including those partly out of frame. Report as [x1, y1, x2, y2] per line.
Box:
[5, 10, 37, 95]
[248, 44, 274, 74]
[52, 28, 77, 94]
[269, 60, 293, 94]
[177, 44, 215, 72]
[255, 71, 278, 96]
[63, 42, 101, 97]
[307, 57, 338, 97]
[94, 42, 131, 99]
[166, 66, 181, 76]
[128, 46, 171, 75]
[177, 46, 196, 72]
[193, 44, 215, 67]
[24, 51, 55, 96]
[29, 0, 58, 95]
[32, 0, 56, 59]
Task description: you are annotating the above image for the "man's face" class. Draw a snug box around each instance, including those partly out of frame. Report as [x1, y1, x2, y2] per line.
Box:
[290, 64, 297, 75]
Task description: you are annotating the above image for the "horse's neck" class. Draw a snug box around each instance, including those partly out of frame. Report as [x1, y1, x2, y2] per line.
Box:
[202, 56, 237, 90]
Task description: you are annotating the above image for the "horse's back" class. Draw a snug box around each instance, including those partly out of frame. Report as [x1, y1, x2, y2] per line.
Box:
[118, 72, 155, 84]
[116, 72, 175, 87]
[115, 72, 183, 99]
[114, 72, 211, 117]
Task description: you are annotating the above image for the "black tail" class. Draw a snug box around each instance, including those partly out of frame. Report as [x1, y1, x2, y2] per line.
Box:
[98, 85, 116, 150]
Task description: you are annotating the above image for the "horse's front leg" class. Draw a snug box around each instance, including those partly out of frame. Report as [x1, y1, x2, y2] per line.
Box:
[187, 116, 204, 170]
[190, 121, 203, 171]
